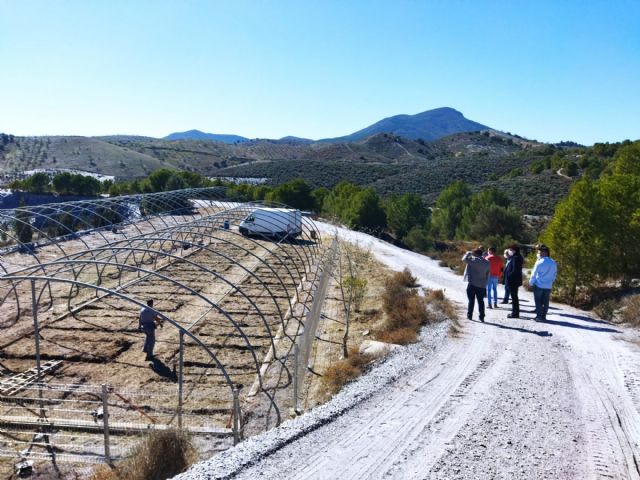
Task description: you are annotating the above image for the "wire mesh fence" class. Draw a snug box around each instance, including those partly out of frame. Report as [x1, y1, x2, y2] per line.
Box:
[0, 380, 235, 464]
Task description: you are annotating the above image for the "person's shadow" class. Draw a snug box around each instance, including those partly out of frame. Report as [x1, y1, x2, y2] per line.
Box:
[471, 319, 552, 337]
[151, 358, 177, 382]
[536, 318, 621, 333]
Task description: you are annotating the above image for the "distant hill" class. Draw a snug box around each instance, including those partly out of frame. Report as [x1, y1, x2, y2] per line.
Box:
[0, 125, 578, 216]
[164, 129, 249, 143]
[320, 107, 488, 143]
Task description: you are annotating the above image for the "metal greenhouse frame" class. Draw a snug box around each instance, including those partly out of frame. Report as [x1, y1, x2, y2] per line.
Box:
[0, 187, 324, 464]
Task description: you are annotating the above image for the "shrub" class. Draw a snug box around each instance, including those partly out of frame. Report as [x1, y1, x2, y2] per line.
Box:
[90, 430, 196, 480]
[377, 327, 418, 345]
[390, 267, 418, 288]
[620, 295, 640, 326]
[593, 299, 619, 322]
[322, 348, 373, 394]
[403, 226, 433, 252]
[425, 288, 457, 320]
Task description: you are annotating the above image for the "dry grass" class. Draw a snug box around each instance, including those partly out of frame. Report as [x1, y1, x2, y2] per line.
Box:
[393, 267, 418, 288]
[594, 299, 619, 322]
[620, 295, 640, 326]
[376, 268, 442, 346]
[425, 288, 457, 320]
[89, 430, 196, 480]
[377, 327, 418, 345]
[322, 347, 374, 394]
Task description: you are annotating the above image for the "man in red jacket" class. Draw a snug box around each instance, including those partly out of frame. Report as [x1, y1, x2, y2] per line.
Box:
[485, 247, 504, 309]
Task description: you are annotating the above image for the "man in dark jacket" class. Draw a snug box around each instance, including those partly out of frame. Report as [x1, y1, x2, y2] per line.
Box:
[462, 247, 490, 322]
[503, 244, 523, 318]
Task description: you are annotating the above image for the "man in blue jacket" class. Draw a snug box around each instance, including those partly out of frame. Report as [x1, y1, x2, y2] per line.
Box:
[529, 244, 558, 322]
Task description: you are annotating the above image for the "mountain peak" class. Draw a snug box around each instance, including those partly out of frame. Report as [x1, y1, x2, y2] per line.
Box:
[320, 107, 488, 143]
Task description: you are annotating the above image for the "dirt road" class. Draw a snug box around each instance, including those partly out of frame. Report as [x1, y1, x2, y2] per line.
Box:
[179, 226, 640, 479]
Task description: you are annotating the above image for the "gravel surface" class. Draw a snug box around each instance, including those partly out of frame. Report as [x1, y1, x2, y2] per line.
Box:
[176, 224, 640, 480]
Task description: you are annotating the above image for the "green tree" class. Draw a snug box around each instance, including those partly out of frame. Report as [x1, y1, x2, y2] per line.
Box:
[430, 181, 471, 240]
[265, 179, 314, 210]
[322, 182, 361, 219]
[166, 174, 188, 191]
[344, 188, 387, 233]
[403, 226, 433, 252]
[541, 178, 607, 304]
[24, 172, 50, 193]
[385, 193, 430, 239]
[613, 140, 640, 176]
[457, 187, 512, 240]
[52, 172, 73, 195]
[596, 174, 640, 284]
[311, 187, 329, 213]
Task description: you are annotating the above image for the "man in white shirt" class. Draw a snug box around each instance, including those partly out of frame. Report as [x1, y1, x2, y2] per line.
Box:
[529, 244, 558, 322]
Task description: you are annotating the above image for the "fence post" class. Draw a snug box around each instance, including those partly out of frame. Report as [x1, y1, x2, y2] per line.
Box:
[232, 386, 242, 445]
[178, 331, 184, 429]
[293, 343, 300, 413]
[101, 384, 112, 464]
[30, 279, 45, 420]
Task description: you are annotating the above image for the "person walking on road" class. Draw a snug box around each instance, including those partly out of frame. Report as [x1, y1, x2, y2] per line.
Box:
[501, 248, 511, 304]
[139, 299, 163, 361]
[485, 247, 504, 309]
[462, 247, 490, 322]
[529, 244, 558, 322]
[503, 244, 523, 318]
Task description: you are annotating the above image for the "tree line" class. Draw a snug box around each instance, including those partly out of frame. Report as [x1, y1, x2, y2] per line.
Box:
[541, 140, 640, 304]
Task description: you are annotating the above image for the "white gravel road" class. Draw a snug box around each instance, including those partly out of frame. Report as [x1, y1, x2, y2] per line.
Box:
[177, 225, 640, 480]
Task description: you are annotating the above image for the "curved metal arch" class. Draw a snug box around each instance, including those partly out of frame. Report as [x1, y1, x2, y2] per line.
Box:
[0, 187, 231, 264]
[5, 258, 281, 422]
[88, 235, 296, 340]
[1, 275, 237, 390]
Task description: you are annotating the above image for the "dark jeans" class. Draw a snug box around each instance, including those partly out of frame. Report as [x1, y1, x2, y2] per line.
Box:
[509, 285, 519, 316]
[143, 327, 156, 357]
[533, 286, 551, 320]
[467, 284, 486, 320]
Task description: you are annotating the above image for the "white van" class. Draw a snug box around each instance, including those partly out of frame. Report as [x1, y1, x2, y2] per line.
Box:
[238, 208, 302, 238]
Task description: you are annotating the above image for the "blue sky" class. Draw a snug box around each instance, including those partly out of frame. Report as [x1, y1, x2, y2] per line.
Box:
[1, 0, 638, 145]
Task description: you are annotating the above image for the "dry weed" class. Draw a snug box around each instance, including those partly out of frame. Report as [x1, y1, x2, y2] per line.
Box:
[621, 295, 640, 326]
[392, 267, 418, 288]
[322, 348, 374, 394]
[377, 327, 418, 345]
[424, 289, 457, 320]
[89, 430, 196, 480]
[593, 299, 619, 322]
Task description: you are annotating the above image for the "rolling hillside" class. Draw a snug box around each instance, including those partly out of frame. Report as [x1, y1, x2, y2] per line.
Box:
[0, 127, 570, 215]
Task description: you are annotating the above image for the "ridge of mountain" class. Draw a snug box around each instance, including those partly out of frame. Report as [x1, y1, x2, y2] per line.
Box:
[319, 107, 488, 143]
[163, 129, 249, 143]
[163, 107, 489, 144]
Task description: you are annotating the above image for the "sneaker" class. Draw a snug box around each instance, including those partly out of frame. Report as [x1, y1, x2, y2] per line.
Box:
[507, 314, 519, 319]
[487, 304, 493, 309]
[494, 304, 498, 308]
[500, 300, 508, 304]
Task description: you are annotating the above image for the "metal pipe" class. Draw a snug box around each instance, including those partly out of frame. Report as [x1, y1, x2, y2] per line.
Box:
[178, 331, 184, 430]
[101, 384, 112, 464]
